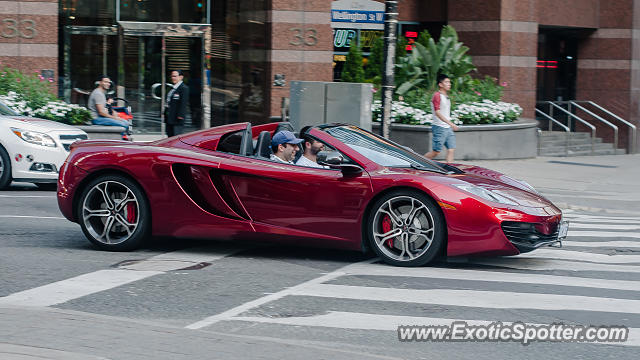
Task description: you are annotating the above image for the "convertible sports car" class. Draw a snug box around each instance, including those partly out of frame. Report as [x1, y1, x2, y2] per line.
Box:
[57, 122, 568, 266]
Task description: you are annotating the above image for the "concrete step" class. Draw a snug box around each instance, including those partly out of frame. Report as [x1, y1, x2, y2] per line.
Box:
[539, 147, 626, 156]
[537, 130, 626, 156]
[539, 131, 591, 141]
[539, 138, 603, 147]
[538, 142, 617, 154]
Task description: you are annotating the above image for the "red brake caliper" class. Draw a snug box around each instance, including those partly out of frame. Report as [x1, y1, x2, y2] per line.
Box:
[126, 202, 136, 223]
[382, 215, 394, 247]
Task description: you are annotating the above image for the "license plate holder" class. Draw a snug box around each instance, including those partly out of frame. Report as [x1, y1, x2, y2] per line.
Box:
[558, 221, 569, 239]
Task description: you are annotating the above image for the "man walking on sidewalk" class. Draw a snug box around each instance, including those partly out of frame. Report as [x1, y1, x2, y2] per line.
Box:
[424, 74, 459, 163]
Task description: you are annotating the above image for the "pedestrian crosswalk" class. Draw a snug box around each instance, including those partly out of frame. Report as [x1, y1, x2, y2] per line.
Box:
[187, 209, 640, 347]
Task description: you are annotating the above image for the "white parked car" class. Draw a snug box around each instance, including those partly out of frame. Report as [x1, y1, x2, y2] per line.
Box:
[0, 101, 88, 190]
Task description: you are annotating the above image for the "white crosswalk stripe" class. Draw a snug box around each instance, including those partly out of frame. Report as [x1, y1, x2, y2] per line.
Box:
[563, 240, 640, 248]
[187, 210, 640, 347]
[0, 246, 243, 307]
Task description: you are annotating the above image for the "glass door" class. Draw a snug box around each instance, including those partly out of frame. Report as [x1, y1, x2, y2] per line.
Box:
[118, 22, 209, 134]
[121, 35, 164, 134]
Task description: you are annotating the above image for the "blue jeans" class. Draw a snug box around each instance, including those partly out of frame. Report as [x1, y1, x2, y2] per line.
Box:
[92, 117, 130, 135]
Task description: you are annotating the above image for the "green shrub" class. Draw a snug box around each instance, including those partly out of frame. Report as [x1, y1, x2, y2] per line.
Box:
[0, 67, 91, 124]
[396, 26, 476, 96]
[451, 75, 504, 105]
[0, 67, 56, 108]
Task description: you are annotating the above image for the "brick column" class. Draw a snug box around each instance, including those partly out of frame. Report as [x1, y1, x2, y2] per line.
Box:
[268, 1, 333, 118]
[632, 0, 640, 150]
[448, 0, 538, 118]
[0, 0, 58, 91]
[576, 0, 636, 150]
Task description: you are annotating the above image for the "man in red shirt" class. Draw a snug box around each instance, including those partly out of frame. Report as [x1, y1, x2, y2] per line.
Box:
[424, 74, 459, 163]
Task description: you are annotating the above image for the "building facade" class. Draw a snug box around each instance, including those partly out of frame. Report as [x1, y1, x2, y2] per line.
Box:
[0, 0, 638, 148]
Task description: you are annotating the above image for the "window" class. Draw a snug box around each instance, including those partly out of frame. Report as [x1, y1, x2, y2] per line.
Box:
[0, 102, 17, 116]
[323, 125, 444, 171]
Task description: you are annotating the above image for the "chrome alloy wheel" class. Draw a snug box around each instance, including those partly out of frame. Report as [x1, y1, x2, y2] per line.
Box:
[82, 180, 140, 245]
[371, 195, 436, 262]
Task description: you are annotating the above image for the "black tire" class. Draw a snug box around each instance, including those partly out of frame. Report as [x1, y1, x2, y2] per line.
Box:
[35, 183, 58, 191]
[366, 190, 445, 267]
[78, 174, 150, 251]
[0, 146, 12, 190]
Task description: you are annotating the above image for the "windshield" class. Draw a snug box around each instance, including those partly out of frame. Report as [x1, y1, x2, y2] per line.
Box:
[322, 125, 446, 172]
[0, 102, 18, 116]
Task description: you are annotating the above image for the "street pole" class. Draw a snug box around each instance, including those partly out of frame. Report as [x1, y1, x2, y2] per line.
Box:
[380, 0, 398, 138]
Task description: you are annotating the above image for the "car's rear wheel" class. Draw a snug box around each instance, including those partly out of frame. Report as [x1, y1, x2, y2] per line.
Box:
[367, 190, 445, 267]
[78, 174, 150, 251]
[0, 147, 12, 190]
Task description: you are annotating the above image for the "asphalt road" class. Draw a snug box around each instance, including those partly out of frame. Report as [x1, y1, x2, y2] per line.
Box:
[1, 154, 639, 360]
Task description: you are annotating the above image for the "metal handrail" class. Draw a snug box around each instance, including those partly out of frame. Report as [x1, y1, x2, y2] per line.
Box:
[568, 101, 619, 151]
[546, 101, 596, 154]
[574, 101, 637, 154]
[535, 108, 570, 155]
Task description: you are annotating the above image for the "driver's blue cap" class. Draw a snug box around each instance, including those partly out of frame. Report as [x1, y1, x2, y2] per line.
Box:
[271, 130, 303, 147]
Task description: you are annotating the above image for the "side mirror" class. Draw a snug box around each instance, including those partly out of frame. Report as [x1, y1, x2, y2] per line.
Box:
[317, 150, 343, 165]
[317, 150, 363, 176]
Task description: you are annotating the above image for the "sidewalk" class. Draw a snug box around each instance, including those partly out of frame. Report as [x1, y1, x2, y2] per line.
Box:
[458, 154, 640, 215]
[0, 305, 385, 360]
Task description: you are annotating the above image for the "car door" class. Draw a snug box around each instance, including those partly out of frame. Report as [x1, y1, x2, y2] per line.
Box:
[216, 154, 372, 244]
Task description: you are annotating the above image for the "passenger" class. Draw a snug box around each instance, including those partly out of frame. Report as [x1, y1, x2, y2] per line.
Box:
[270, 130, 303, 164]
[296, 135, 327, 168]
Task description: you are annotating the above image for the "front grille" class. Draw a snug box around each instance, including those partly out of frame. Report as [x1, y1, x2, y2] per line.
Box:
[59, 134, 88, 152]
[501, 221, 560, 252]
[59, 134, 88, 140]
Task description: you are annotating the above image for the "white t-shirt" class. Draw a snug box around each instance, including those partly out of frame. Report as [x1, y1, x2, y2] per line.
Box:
[296, 155, 327, 168]
[270, 154, 293, 164]
[430, 92, 451, 128]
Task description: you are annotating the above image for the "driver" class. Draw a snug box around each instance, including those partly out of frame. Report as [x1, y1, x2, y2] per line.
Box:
[270, 130, 303, 164]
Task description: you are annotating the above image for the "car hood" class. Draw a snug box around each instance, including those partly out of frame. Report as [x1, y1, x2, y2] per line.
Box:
[4, 116, 85, 133]
[387, 165, 553, 208]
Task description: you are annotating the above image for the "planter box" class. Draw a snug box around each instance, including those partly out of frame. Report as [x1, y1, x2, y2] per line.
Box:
[74, 125, 123, 140]
[372, 118, 538, 160]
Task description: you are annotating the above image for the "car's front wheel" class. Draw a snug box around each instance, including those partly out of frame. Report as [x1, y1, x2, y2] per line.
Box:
[367, 190, 445, 266]
[0, 146, 12, 190]
[78, 174, 150, 251]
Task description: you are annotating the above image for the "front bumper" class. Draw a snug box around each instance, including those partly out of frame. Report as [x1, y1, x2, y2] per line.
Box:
[501, 220, 568, 253]
[10, 131, 86, 182]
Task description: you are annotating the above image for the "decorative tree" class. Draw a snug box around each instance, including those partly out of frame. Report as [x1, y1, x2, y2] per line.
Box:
[341, 44, 365, 83]
[365, 36, 384, 82]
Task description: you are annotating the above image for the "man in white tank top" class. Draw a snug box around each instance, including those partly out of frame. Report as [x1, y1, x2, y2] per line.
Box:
[424, 74, 459, 163]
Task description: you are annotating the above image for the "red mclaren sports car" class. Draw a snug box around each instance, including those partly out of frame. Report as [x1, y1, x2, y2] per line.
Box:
[57, 122, 568, 266]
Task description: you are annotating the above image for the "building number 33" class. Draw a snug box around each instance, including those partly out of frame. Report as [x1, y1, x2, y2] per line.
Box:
[289, 27, 318, 46]
[1, 19, 37, 39]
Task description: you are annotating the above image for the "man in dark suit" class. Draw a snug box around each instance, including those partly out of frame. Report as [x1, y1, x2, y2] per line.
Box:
[165, 70, 189, 137]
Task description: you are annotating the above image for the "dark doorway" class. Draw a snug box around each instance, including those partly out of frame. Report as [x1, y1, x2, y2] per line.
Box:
[537, 26, 593, 102]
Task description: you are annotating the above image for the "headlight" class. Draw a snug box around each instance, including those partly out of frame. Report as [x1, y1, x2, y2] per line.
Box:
[453, 184, 518, 205]
[11, 128, 57, 147]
